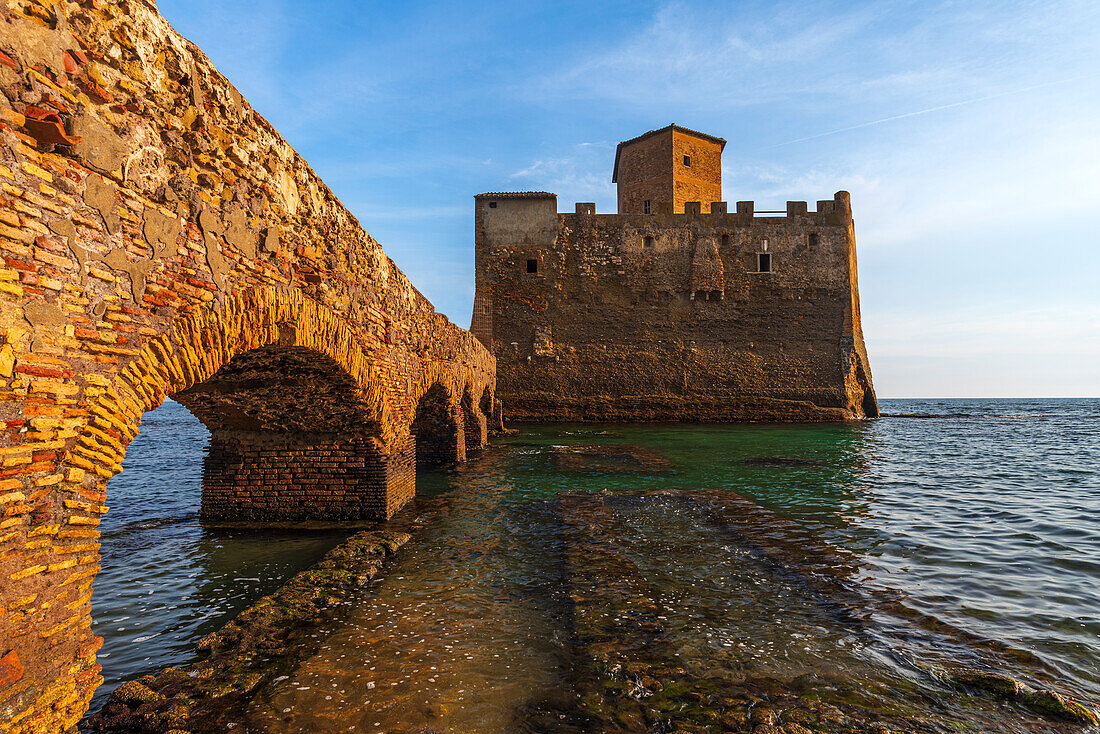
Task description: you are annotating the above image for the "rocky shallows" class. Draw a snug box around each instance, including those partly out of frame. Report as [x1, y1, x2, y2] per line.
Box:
[559, 489, 1099, 734]
[87, 530, 410, 733]
[84, 479, 1099, 733]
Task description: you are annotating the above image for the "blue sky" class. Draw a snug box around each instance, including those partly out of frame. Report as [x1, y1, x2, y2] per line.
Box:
[159, 0, 1100, 398]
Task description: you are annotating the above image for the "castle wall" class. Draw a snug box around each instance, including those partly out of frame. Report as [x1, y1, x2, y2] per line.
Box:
[475, 194, 877, 422]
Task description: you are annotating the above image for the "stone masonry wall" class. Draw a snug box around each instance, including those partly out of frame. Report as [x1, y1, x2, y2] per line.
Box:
[475, 193, 876, 422]
[0, 1, 495, 731]
[615, 130, 670, 215]
[615, 128, 723, 215]
[201, 433, 416, 522]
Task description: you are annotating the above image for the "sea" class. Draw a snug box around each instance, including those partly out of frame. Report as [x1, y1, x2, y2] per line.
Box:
[85, 398, 1100, 731]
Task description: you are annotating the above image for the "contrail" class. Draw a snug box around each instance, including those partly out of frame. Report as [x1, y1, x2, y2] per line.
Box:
[771, 77, 1081, 148]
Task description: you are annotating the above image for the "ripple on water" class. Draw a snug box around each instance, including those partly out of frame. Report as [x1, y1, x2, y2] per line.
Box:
[89, 398, 1100, 731]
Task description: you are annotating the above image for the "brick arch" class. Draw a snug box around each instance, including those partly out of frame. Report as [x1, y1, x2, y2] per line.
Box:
[0, 1, 496, 727]
[70, 286, 394, 449]
[410, 379, 464, 467]
[50, 287, 403, 514]
[40, 285, 419, 524]
[460, 381, 488, 452]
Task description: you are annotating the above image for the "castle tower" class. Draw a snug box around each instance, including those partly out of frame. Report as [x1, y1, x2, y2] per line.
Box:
[613, 124, 726, 214]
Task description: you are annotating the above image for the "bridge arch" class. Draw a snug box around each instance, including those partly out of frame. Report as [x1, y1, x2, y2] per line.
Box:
[50, 286, 436, 526]
[0, 1, 495, 727]
[461, 382, 488, 452]
[411, 381, 464, 467]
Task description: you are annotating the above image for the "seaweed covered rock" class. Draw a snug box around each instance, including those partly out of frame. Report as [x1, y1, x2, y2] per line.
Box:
[1024, 690, 1100, 726]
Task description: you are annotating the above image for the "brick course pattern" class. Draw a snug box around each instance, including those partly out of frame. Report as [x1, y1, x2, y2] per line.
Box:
[472, 189, 876, 422]
[0, 1, 494, 731]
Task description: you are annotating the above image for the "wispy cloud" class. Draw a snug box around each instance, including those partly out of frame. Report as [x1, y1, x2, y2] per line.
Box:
[158, 0, 1100, 395]
[508, 149, 616, 203]
[771, 77, 1088, 148]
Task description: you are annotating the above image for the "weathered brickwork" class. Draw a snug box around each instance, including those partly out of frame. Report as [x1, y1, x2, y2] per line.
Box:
[473, 174, 876, 422]
[614, 125, 724, 215]
[0, 1, 494, 731]
[201, 433, 420, 522]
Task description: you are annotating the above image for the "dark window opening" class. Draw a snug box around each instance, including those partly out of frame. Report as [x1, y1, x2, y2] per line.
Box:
[488, 201, 497, 208]
[526, 259, 538, 274]
[644, 200, 651, 214]
[758, 253, 772, 272]
[683, 154, 692, 167]
[808, 232, 819, 247]
[644, 236, 654, 249]
[721, 234, 729, 248]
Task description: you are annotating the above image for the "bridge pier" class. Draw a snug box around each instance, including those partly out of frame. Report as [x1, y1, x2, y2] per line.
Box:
[200, 432, 416, 522]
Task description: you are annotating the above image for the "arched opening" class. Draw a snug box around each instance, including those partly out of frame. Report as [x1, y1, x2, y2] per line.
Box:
[411, 383, 465, 468]
[90, 397, 349, 713]
[171, 345, 392, 521]
[479, 384, 499, 434]
[461, 384, 487, 452]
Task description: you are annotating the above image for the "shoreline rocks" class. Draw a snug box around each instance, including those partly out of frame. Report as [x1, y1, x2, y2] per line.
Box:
[87, 530, 410, 733]
[944, 668, 1098, 726]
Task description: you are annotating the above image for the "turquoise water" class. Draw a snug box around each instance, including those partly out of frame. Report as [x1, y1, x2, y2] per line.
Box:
[88, 398, 1100, 730]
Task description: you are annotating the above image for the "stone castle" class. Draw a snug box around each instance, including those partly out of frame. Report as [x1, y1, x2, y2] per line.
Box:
[471, 123, 878, 421]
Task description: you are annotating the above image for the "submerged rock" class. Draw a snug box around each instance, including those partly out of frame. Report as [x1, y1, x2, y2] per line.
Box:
[944, 667, 1099, 726]
[946, 667, 1023, 697]
[550, 443, 672, 473]
[1023, 690, 1100, 726]
[87, 530, 411, 733]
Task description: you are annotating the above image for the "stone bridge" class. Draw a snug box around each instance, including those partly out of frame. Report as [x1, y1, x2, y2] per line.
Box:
[0, 1, 496, 730]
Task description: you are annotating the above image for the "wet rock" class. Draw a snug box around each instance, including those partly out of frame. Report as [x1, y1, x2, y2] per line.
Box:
[945, 667, 1022, 697]
[1022, 689, 1099, 726]
[550, 443, 672, 473]
[750, 706, 778, 726]
[112, 680, 165, 706]
[781, 723, 814, 734]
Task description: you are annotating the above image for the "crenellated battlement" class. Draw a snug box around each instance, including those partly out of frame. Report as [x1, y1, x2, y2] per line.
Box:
[558, 192, 851, 222]
[471, 126, 876, 425]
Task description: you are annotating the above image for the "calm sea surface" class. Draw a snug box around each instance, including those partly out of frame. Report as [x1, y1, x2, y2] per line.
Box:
[88, 398, 1100, 729]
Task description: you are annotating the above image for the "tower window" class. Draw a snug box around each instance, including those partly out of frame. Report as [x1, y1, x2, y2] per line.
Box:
[489, 201, 497, 208]
[808, 232, 819, 247]
[644, 236, 654, 249]
[683, 154, 692, 167]
[758, 253, 772, 273]
[644, 200, 651, 214]
[721, 234, 729, 248]
[526, 259, 538, 274]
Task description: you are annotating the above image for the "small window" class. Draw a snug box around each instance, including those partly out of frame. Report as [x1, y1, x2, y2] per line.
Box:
[526, 259, 538, 274]
[489, 201, 497, 208]
[807, 232, 819, 247]
[644, 236, 654, 249]
[758, 253, 772, 273]
[721, 234, 729, 248]
[683, 154, 692, 167]
[643, 200, 651, 214]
